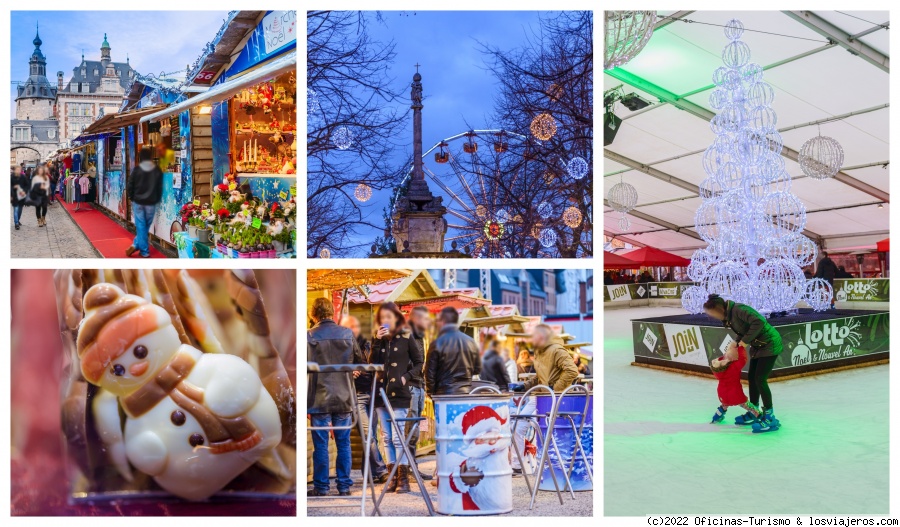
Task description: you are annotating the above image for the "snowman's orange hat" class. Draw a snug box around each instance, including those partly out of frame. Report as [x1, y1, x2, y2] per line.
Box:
[77, 283, 170, 384]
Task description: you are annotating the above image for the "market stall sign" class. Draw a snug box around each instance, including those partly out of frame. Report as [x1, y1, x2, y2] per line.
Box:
[263, 10, 297, 54]
[194, 69, 218, 85]
[252, 218, 262, 229]
[289, 185, 296, 196]
[279, 191, 287, 200]
[193, 199, 201, 206]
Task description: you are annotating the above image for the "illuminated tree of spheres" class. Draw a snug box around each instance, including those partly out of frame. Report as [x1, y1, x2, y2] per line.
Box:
[682, 19, 831, 315]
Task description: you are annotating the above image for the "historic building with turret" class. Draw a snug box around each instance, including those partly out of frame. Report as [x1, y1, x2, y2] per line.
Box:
[56, 33, 135, 147]
[11, 25, 60, 166]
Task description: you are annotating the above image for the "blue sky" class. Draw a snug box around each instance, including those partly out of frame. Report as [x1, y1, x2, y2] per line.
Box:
[10, 11, 229, 113]
[337, 11, 550, 252]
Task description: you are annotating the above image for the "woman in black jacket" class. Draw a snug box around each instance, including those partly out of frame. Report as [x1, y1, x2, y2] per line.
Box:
[370, 302, 424, 493]
[30, 165, 51, 228]
[703, 294, 783, 433]
[11, 165, 28, 230]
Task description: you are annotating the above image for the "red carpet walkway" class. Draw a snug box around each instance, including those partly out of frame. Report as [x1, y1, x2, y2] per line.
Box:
[59, 200, 166, 258]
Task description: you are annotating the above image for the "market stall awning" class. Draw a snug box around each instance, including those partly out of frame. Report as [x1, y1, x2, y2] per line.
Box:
[461, 314, 531, 328]
[397, 293, 490, 313]
[621, 246, 691, 267]
[877, 238, 889, 252]
[140, 50, 297, 124]
[564, 342, 592, 349]
[604, 251, 641, 269]
[307, 269, 411, 292]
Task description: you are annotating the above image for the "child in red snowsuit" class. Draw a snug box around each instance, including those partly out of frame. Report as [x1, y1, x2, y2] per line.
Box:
[710, 343, 760, 424]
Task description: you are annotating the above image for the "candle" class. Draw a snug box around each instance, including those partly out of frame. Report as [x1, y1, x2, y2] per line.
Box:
[243, 140, 247, 162]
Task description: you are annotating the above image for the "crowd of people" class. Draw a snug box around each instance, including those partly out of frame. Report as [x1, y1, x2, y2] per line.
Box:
[306, 297, 588, 497]
[10, 157, 96, 230]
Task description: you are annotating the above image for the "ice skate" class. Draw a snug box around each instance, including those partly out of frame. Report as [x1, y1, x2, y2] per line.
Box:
[752, 409, 780, 433]
[734, 410, 759, 426]
[711, 405, 727, 424]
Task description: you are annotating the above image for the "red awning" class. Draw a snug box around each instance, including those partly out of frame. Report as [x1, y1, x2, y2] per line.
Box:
[876, 238, 889, 252]
[604, 251, 641, 269]
[621, 246, 692, 267]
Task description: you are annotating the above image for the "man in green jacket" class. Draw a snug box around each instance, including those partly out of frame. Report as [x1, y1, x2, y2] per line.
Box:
[523, 324, 579, 392]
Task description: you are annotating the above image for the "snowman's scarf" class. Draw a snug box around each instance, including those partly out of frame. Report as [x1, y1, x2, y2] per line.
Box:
[122, 351, 262, 454]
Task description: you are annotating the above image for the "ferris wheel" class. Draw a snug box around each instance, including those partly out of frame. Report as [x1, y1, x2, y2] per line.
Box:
[392, 129, 585, 258]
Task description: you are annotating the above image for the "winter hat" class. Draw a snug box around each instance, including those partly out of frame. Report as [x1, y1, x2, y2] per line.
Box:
[461, 405, 508, 443]
[77, 283, 171, 384]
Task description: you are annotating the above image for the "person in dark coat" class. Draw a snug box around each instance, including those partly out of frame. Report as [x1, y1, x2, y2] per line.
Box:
[703, 294, 782, 433]
[815, 252, 839, 308]
[406, 306, 432, 477]
[370, 302, 424, 494]
[11, 164, 28, 230]
[340, 315, 388, 484]
[425, 307, 481, 396]
[836, 266, 853, 279]
[479, 340, 511, 390]
[125, 148, 163, 258]
[29, 165, 51, 228]
[307, 298, 362, 496]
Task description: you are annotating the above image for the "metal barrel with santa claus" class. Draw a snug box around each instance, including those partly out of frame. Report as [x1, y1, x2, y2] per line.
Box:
[536, 389, 593, 491]
[432, 392, 513, 515]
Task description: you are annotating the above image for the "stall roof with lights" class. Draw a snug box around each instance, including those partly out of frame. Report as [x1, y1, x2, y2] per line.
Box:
[307, 269, 411, 292]
[604, 10, 889, 256]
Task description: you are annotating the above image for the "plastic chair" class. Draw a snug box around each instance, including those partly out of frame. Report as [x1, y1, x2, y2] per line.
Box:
[554, 384, 593, 491]
[306, 362, 384, 516]
[509, 385, 574, 509]
[372, 387, 435, 516]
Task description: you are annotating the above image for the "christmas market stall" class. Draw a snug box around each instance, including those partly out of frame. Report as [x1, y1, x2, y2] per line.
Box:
[138, 10, 298, 258]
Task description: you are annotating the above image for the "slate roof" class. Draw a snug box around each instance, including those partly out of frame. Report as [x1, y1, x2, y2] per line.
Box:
[11, 119, 60, 143]
[61, 59, 134, 94]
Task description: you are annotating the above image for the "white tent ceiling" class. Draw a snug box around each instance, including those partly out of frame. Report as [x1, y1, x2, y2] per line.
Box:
[604, 10, 889, 257]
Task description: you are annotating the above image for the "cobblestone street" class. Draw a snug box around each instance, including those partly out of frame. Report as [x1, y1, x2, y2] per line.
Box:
[11, 202, 100, 258]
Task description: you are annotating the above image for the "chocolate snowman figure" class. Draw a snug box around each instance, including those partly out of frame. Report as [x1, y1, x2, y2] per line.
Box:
[78, 283, 281, 500]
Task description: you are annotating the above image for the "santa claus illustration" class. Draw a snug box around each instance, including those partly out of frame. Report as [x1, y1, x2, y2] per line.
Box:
[446, 405, 513, 513]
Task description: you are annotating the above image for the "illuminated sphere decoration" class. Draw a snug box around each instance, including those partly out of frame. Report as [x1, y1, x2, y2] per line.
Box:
[605, 11, 657, 70]
[607, 181, 638, 213]
[475, 205, 487, 218]
[483, 219, 504, 241]
[331, 126, 354, 150]
[537, 201, 553, 219]
[567, 156, 589, 180]
[307, 87, 320, 116]
[319, 248, 331, 259]
[354, 183, 372, 202]
[563, 206, 583, 228]
[530, 113, 558, 141]
[538, 228, 557, 248]
[799, 135, 844, 180]
[804, 278, 833, 312]
[495, 208, 510, 225]
[685, 20, 816, 314]
[617, 215, 630, 231]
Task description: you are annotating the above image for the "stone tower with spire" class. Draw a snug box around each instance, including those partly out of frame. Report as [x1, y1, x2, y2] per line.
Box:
[15, 23, 57, 120]
[390, 68, 448, 254]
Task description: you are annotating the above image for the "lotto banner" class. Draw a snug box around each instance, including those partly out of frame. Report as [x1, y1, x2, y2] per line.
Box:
[833, 278, 889, 302]
[632, 312, 889, 373]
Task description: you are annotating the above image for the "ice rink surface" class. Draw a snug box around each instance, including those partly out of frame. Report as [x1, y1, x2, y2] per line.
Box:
[604, 306, 889, 516]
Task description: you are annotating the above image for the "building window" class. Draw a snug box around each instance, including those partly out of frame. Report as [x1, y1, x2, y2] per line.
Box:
[68, 103, 92, 117]
[13, 127, 29, 141]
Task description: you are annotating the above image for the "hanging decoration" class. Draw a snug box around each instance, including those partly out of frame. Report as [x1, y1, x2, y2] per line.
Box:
[563, 206, 583, 228]
[537, 201, 553, 219]
[538, 228, 557, 248]
[607, 178, 638, 231]
[331, 126, 354, 150]
[319, 248, 331, 259]
[567, 156, 589, 180]
[483, 219, 504, 241]
[604, 11, 658, 70]
[684, 19, 818, 315]
[804, 278, 833, 312]
[495, 208, 510, 224]
[530, 113, 557, 141]
[617, 215, 630, 231]
[354, 183, 372, 202]
[799, 133, 844, 180]
[307, 87, 320, 116]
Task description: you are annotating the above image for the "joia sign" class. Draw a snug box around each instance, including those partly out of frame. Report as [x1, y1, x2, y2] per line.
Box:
[663, 324, 709, 366]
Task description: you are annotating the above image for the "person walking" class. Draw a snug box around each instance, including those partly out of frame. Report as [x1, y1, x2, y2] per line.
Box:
[29, 165, 51, 228]
[479, 340, 511, 390]
[370, 302, 424, 494]
[815, 252, 839, 309]
[307, 298, 361, 497]
[11, 164, 28, 230]
[126, 148, 163, 257]
[702, 294, 783, 433]
[339, 315, 388, 484]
